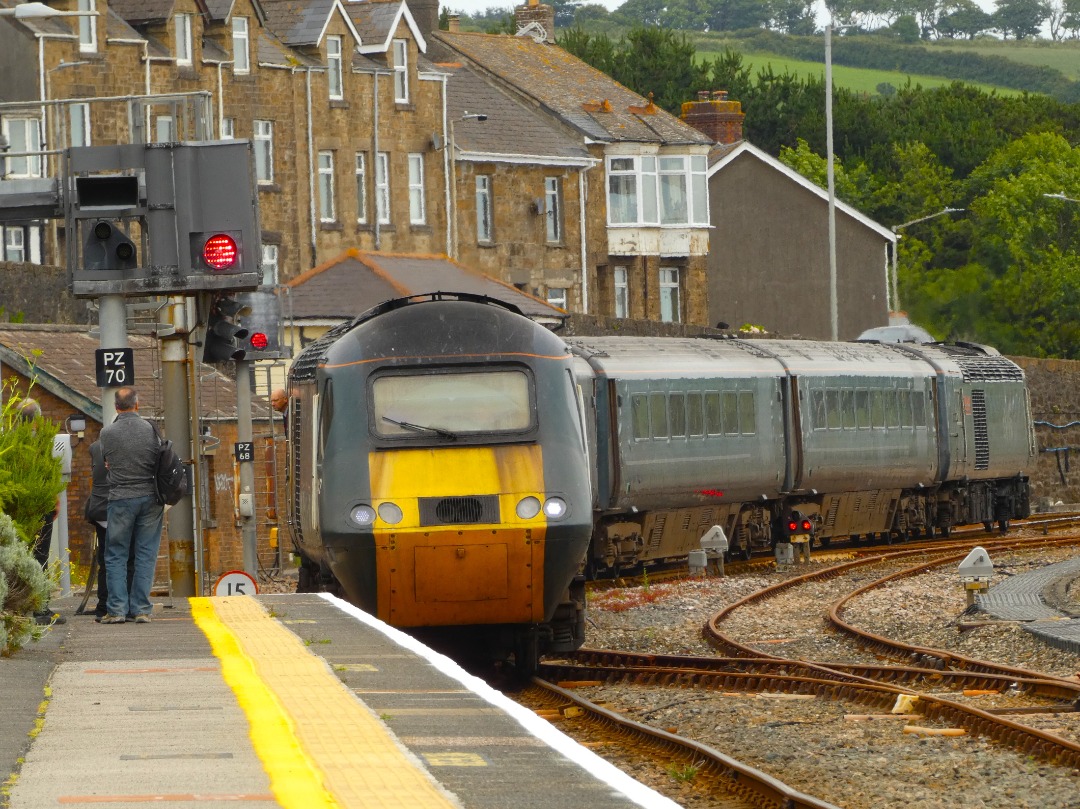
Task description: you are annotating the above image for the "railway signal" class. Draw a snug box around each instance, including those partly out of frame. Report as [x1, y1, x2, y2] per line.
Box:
[83, 219, 137, 271]
[203, 293, 251, 363]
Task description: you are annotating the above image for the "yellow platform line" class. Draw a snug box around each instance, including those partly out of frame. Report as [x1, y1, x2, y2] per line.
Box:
[192, 597, 459, 809]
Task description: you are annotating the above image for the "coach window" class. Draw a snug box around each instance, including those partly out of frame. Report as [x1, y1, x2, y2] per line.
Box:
[705, 391, 721, 435]
[738, 391, 755, 434]
[811, 389, 826, 431]
[884, 389, 900, 428]
[721, 391, 739, 435]
[841, 389, 856, 429]
[855, 389, 870, 428]
[649, 392, 668, 438]
[898, 389, 913, 427]
[870, 390, 885, 428]
[669, 392, 686, 438]
[826, 389, 842, 429]
[687, 392, 704, 437]
[631, 393, 649, 440]
[912, 390, 927, 427]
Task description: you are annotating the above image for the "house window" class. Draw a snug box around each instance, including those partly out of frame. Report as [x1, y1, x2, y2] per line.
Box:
[355, 153, 367, 224]
[254, 120, 273, 184]
[606, 154, 707, 226]
[544, 176, 561, 243]
[232, 17, 250, 75]
[326, 36, 343, 100]
[408, 153, 425, 224]
[392, 39, 408, 103]
[261, 244, 278, 286]
[547, 287, 567, 310]
[659, 266, 680, 323]
[154, 115, 174, 143]
[69, 103, 90, 148]
[375, 152, 390, 224]
[175, 13, 193, 66]
[220, 118, 235, 139]
[476, 175, 493, 243]
[78, 0, 96, 52]
[4, 227, 25, 262]
[613, 266, 628, 318]
[318, 151, 335, 222]
[3, 118, 42, 177]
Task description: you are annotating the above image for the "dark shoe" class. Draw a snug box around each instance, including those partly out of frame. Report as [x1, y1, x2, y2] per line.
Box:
[94, 615, 103, 623]
[100, 614, 126, 624]
[34, 610, 65, 625]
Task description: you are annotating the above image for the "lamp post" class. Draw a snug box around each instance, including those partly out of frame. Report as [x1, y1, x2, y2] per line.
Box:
[890, 207, 964, 316]
[0, 2, 98, 16]
[1044, 192, 1080, 204]
[448, 111, 487, 259]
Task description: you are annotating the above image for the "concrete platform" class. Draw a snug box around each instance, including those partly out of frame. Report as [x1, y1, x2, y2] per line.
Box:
[976, 556, 1080, 654]
[2, 593, 676, 809]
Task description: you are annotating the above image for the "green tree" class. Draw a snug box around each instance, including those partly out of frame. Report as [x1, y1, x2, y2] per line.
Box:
[993, 0, 1051, 38]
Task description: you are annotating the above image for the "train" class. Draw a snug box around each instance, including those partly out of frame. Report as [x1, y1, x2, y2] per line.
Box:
[286, 293, 1035, 668]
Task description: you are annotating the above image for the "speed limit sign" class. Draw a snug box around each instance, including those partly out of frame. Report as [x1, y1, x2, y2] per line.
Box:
[213, 570, 258, 597]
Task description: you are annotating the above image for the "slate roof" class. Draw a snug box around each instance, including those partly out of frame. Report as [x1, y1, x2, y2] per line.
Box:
[434, 31, 713, 147]
[287, 250, 566, 322]
[0, 0, 73, 37]
[204, 0, 236, 21]
[109, 0, 175, 24]
[105, 7, 145, 42]
[260, 0, 355, 48]
[345, 0, 399, 46]
[0, 325, 249, 425]
[441, 62, 592, 163]
[201, 36, 230, 63]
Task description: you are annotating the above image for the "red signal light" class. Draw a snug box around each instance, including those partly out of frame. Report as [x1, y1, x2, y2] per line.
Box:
[787, 521, 798, 533]
[202, 234, 239, 270]
[801, 519, 812, 532]
[250, 332, 269, 351]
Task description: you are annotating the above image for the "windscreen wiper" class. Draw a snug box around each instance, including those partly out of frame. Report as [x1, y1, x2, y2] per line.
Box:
[382, 416, 458, 440]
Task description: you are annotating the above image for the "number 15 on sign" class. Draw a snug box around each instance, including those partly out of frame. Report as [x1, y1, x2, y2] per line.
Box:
[213, 570, 258, 597]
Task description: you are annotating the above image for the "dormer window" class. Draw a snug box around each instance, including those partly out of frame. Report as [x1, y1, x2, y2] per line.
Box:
[327, 36, 343, 100]
[392, 39, 408, 103]
[232, 17, 250, 75]
[606, 153, 708, 227]
[78, 0, 97, 52]
[175, 13, 193, 66]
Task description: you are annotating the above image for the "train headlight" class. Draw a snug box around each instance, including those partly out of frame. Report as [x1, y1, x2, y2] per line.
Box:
[377, 502, 403, 525]
[543, 496, 568, 520]
[516, 496, 542, 520]
[349, 504, 377, 528]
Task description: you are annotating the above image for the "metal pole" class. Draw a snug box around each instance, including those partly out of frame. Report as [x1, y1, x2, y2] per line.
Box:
[825, 21, 838, 341]
[235, 359, 257, 577]
[98, 295, 126, 424]
[161, 328, 196, 597]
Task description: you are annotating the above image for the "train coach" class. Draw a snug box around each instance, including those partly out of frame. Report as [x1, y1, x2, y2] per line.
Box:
[567, 336, 1035, 572]
[285, 293, 593, 670]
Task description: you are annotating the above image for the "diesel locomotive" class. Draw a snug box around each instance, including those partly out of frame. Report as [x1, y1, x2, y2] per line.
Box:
[286, 294, 593, 670]
[568, 335, 1034, 571]
[286, 293, 1035, 665]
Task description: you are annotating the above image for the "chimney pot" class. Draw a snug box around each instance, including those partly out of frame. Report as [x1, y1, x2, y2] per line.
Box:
[697, 90, 709, 101]
[448, 13, 460, 31]
[712, 90, 728, 101]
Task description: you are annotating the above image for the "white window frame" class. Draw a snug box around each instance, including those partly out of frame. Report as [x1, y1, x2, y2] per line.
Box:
[220, 118, 235, 139]
[78, 0, 97, 53]
[232, 17, 250, 75]
[154, 115, 174, 144]
[606, 153, 708, 226]
[392, 39, 409, 103]
[659, 266, 681, 323]
[375, 152, 390, 225]
[408, 153, 425, 225]
[3, 118, 42, 178]
[326, 36, 343, 100]
[544, 176, 562, 243]
[254, 120, 273, 184]
[69, 103, 90, 148]
[355, 153, 368, 224]
[175, 13, 193, 66]
[261, 244, 279, 287]
[318, 151, 335, 222]
[476, 175, 493, 244]
[4, 227, 25, 262]
[613, 266, 629, 318]
[547, 287, 568, 310]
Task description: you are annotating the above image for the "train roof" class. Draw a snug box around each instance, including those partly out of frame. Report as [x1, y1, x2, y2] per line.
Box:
[566, 337, 1025, 383]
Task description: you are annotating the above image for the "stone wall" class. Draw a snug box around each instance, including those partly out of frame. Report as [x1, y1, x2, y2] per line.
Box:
[0, 263, 84, 324]
[1011, 356, 1080, 508]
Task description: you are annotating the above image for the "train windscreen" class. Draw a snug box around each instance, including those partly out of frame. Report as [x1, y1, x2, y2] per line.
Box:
[372, 369, 534, 437]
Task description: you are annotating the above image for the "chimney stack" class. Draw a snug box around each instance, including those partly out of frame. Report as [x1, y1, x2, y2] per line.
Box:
[407, 0, 439, 36]
[515, 0, 555, 43]
[680, 90, 745, 145]
[448, 13, 460, 32]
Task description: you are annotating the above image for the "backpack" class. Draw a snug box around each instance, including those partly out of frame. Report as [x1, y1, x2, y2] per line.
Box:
[153, 427, 189, 506]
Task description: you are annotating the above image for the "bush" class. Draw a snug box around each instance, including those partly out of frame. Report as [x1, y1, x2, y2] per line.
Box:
[0, 510, 49, 656]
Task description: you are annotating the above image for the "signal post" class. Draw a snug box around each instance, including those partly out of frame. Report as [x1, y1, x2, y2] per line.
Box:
[67, 140, 272, 593]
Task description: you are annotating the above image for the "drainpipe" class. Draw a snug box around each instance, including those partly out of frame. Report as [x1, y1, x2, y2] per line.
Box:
[373, 69, 381, 250]
[305, 67, 317, 265]
[578, 166, 588, 313]
[441, 73, 451, 256]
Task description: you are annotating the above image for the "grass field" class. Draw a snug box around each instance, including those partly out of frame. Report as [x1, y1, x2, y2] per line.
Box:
[926, 39, 1080, 80]
[693, 42, 1020, 96]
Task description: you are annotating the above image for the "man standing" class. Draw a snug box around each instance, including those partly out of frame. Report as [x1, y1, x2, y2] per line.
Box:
[98, 387, 162, 624]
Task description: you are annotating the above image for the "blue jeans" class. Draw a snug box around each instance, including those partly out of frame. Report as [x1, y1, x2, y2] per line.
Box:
[105, 495, 164, 618]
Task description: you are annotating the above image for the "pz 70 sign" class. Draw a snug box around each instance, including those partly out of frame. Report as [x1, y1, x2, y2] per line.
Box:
[95, 348, 135, 388]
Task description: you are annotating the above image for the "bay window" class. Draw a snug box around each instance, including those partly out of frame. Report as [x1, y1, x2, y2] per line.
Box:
[606, 153, 708, 226]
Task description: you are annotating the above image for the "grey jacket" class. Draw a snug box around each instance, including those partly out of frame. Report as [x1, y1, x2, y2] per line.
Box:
[99, 412, 159, 501]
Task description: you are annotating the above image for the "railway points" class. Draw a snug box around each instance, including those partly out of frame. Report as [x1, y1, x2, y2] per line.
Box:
[2, 593, 678, 809]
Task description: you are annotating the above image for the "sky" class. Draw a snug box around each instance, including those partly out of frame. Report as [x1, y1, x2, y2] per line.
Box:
[442, 0, 1001, 24]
